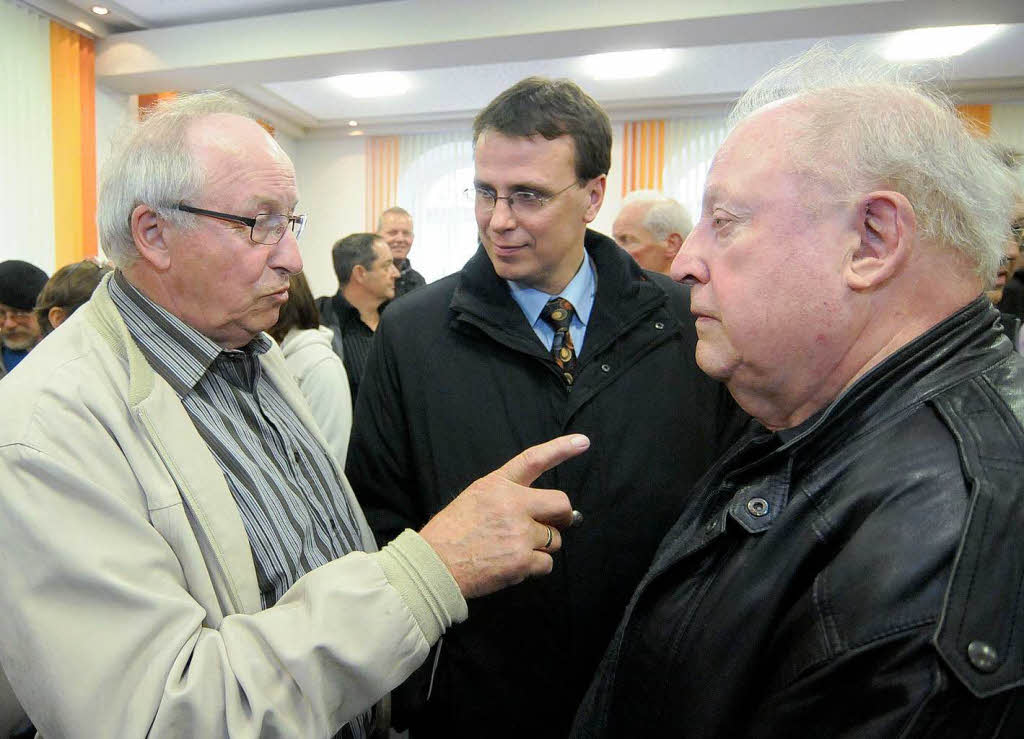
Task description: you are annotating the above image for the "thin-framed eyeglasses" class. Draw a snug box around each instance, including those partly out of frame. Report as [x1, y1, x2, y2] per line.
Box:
[176, 204, 306, 245]
[463, 181, 582, 215]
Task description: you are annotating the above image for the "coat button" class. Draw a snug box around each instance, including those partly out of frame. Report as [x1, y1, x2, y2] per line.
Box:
[601, 363, 611, 372]
[746, 497, 769, 517]
[967, 641, 999, 673]
[654, 321, 665, 330]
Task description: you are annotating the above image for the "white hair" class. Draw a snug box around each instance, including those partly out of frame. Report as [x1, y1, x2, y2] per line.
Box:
[729, 44, 1015, 282]
[97, 91, 253, 269]
[621, 190, 693, 240]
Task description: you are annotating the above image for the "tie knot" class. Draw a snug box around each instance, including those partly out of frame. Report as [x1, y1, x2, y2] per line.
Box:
[541, 297, 575, 331]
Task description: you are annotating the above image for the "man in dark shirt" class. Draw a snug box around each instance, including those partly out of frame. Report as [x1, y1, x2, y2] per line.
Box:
[378, 207, 425, 297]
[316, 232, 398, 400]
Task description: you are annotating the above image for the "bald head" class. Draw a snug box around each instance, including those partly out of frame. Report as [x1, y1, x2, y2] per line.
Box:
[613, 193, 691, 273]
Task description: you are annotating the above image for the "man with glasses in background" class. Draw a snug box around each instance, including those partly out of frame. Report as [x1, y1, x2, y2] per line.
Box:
[347, 76, 742, 738]
[0, 259, 48, 379]
[0, 91, 593, 738]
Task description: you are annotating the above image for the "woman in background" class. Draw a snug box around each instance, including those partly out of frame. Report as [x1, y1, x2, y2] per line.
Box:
[269, 271, 353, 471]
[35, 259, 112, 337]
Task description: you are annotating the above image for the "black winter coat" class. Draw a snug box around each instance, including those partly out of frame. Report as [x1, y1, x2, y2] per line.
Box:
[572, 297, 1024, 738]
[347, 230, 743, 738]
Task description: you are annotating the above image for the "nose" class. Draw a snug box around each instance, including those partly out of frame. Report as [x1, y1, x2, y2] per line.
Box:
[670, 231, 710, 285]
[488, 197, 517, 232]
[271, 229, 303, 275]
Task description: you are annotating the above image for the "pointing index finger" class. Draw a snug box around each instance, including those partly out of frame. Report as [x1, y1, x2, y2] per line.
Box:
[496, 434, 591, 487]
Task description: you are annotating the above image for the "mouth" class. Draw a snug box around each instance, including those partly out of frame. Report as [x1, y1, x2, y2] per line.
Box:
[491, 242, 528, 257]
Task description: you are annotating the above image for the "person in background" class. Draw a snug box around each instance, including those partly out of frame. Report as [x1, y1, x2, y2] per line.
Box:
[0, 259, 48, 379]
[270, 271, 354, 470]
[988, 144, 1023, 350]
[611, 190, 692, 274]
[35, 259, 112, 338]
[315, 232, 399, 401]
[378, 206, 426, 298]
[571, 45, 1024, 738]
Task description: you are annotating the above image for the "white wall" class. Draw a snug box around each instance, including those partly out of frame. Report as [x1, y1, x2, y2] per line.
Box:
[292, 136, 366, 298]
[94, 84, 136, 260]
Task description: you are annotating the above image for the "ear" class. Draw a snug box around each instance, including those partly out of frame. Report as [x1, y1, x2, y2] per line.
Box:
[664, 232, 684, 261]
[130, 204, 172, 271]
[845, 191, 915, 290]
[48, 306, 69, 330]
[582, 175, 606, 224]
[351, 264, 368, 285]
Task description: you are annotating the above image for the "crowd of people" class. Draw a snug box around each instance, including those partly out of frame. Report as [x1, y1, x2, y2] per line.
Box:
[1, 43, 1023, 739]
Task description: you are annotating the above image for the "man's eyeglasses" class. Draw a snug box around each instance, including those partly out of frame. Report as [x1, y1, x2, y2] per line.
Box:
[0, 308, 34, 323]
[463, 181, 581, 215]
[176, 204, 307, 245]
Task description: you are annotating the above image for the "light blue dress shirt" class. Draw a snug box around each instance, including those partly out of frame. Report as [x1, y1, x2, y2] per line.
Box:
[507, 253, 597, 355]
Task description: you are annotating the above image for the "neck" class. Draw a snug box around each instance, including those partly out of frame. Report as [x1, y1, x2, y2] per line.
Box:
[341, 285, 383, 329]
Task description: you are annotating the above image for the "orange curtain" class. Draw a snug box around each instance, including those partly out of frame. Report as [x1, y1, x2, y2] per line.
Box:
[50, 21, 96, 264]
[621, 120, 665, 197]
[365, 136, 399, 230]
[138, 92, 177, 118]
[955, 104, 992, 137]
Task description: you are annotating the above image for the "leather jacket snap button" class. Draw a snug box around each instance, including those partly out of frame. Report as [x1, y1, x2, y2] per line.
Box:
[967, 641, 999, 673]
[601, 364, 611, 373]
[654, 321, 665, 330]
[746, 497, 769, 517]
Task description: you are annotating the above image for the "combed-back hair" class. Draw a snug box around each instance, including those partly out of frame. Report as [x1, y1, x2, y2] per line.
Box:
[473, 76, 612, 181]
[331, 233, 380, 285]
[729, 43, 1015, 281]
[268, 271, 319, 344]
[97, 90, 253, 269]
[622, 190, 693, 240]
[34, 260, 112, 336]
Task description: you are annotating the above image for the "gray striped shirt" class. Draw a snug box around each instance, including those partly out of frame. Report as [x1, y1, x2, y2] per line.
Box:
[109, 271, 366, 610]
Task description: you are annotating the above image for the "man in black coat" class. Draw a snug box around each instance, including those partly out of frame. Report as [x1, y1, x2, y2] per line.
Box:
[571, 47, 1024, 738]
[347, 77, 742, 738]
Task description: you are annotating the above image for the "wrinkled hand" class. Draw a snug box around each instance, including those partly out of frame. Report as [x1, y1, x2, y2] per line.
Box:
[419, 434, 590, 599]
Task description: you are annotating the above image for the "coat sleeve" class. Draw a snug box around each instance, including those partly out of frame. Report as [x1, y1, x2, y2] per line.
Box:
[346, 315, 430, 548]
[0, 442, 466, 739]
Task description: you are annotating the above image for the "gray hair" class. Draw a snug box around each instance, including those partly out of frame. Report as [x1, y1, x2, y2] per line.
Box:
[377, 206, 412, 231]
[622, 190, 693, 240]
[97, 91, 253, 268]
[729, 44, 1015, 281]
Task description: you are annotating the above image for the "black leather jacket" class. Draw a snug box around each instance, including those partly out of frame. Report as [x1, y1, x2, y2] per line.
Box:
[573, 297, 1024, 738]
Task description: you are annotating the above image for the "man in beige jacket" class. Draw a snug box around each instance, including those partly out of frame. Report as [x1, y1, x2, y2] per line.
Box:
[0, 93, 585, 739]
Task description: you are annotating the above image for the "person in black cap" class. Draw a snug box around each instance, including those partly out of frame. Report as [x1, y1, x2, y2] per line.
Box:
[0, 259, 48, 379]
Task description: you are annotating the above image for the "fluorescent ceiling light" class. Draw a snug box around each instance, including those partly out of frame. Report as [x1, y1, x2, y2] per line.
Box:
[329, 72, 410, 98]
[881, 25, 1003, 61]
[583, 49, 673, 80]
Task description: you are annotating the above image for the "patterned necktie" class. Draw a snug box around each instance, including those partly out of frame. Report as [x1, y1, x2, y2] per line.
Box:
[540, 297, 579, 385]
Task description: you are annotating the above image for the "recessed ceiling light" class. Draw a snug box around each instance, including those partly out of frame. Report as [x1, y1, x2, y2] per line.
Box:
[348, 120, 358, 126]
[329, 72, 410, 98]
[881, 25, 1004, 61]
[583, 49, 673, 80]
[90, 5, 109, 15]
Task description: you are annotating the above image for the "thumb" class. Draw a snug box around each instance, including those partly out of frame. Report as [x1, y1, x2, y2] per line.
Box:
[496, 434, 591, 486]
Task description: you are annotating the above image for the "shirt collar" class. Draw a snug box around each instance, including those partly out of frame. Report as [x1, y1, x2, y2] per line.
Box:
[506, 251, 597, 328]
[109, 270, 270, 396]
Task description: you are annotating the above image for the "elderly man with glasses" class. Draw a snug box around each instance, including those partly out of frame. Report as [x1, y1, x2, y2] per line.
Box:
[0, 92, 592, 739]
[346, 76, 743, 739]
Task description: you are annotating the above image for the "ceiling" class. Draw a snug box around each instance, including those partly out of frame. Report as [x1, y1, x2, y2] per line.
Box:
[25, 0, 1024, 138]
